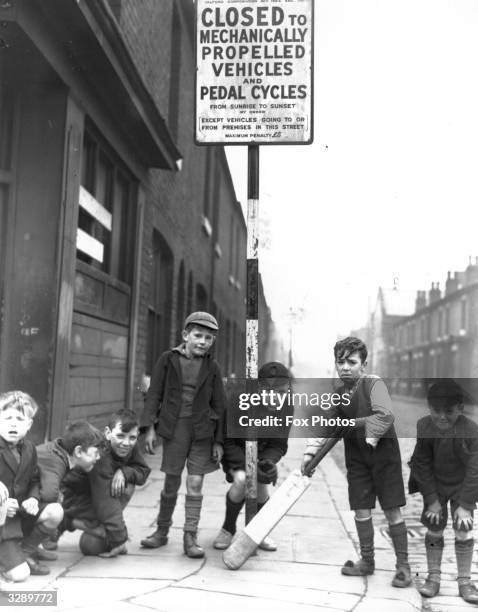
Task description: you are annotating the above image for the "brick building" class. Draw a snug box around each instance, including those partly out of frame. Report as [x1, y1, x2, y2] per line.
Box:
[0, 1, 277, 442]
[364, 259, 478, 397]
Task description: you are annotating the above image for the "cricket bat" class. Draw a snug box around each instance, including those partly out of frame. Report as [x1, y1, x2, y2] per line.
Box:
[223, 469, 310, 570]
[223, 432, 344, 570]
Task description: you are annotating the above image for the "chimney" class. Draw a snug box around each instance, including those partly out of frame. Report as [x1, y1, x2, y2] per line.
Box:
[415, 290, 427, 312]
[445, 271, 459, 296]
[465, 257, 478, 285]
[429, 282, 441, 304]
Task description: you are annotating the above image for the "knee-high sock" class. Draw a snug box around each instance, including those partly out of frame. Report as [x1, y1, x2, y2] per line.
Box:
[184, 495, 203, 533]
[157, 492, 178, 531]
[355, 517, 374, 563]
[455, 538, 474, 585]
[389, 521, 409, 568]
[425, 533, 444, 582]
[222, 493, 245, 535]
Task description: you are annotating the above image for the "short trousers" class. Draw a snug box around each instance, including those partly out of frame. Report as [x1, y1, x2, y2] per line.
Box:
[20, 501, 49, 536]
[161, 417, 218, 476]
[0, 539, 25, 572]
[345, 437, 406, 510]
[421, 498, 474, 532]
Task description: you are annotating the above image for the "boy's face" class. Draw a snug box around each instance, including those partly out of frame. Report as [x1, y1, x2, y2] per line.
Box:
[0, 407, 32, 445]
[105, 423, 139, 458]
[429, 402, 462, 431]
[182, 326, 215, 358]
[335, 350, 365, 385]
[73, 445, 101, 472]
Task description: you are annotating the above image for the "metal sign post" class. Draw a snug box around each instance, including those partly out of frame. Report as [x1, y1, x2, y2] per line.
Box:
[245, 144, 259, 523]
[195, 0, 313, 525]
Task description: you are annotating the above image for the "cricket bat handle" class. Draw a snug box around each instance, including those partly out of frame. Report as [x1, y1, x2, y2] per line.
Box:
[302, 427, 345, 477]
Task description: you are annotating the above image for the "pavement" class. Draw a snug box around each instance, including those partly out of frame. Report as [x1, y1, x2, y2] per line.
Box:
[0, 437, 428, 611]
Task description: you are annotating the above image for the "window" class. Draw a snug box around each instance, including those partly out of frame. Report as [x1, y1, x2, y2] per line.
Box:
[77, 127, 135, 284]
[146, 231, 174, 375]
[176, 261, 185, 341]
[461, 298, 467, 330]
[438, 309, 443, 337]
[186, 272, 193, 314]
[196, 283, 208, 311]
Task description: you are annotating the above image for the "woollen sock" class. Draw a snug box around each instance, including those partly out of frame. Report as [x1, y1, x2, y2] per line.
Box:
[389, 521, 409, 568]
[425, 533, 444, 582]
[455, 538, 474, 586]
[222, 493, 245, 535]
[355, 517, 374, 563]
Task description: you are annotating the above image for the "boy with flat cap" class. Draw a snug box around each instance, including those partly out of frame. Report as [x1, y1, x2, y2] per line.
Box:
[140, 312, 225, 558]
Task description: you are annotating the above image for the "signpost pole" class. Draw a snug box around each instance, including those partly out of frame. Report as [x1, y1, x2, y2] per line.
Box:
[245, 143, 259, 524]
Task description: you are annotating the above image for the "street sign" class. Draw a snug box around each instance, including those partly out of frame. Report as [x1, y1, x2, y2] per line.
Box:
[195, 0, 314, 145]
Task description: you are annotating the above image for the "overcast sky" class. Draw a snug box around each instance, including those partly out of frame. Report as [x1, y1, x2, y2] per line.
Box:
[225, 0, 478, 376]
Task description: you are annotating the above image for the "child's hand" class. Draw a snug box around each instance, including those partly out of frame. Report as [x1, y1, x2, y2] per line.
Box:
[366, 437, 378, 449]
[301, 454, 315, 477]
[21, 497, 39, 516]
[0, 482, 8, 505]
[98, 542, 127, 558]
[111, 469, 126, 498]
[6, 498, 19, 517]
[425, 500, 442, 525]
[212, 442, 223, 464]
[454, 506, 473, 530]
[144, 426, 157, 455]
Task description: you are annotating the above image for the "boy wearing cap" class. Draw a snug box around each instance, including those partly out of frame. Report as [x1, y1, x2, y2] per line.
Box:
[409, 379, 478, 603]
[140, 312, 225, 558]
[213, 361, 291, 552]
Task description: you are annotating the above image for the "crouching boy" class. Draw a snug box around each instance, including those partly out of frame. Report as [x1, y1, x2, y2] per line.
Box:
[0, 391, 63, 583]
[61, 409, 150, 557]
[410, 379, 478, 604]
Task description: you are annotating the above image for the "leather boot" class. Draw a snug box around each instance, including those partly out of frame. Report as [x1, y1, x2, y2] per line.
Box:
[183, 531, 204, 558]
[140, 527, 169, 549]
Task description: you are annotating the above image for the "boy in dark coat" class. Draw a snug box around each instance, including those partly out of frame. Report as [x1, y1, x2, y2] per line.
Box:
[0, 391, 63, 582]
[37, 420, 104, 552]
[301, 337, 411, 588]
[140, 312, 225, 558]
[409, 379, 478, 603]
[213, 361, 291, 552]
[60, 409, 150, 557]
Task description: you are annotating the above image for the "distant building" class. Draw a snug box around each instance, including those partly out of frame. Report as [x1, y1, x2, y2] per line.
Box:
[364, 259, 478, 397]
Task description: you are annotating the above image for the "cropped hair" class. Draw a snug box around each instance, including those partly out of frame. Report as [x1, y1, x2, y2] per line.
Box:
[107, 409, 139, 433]
[61, 421, 103, 455]
[0, 391, 38, 419]
[427, 379, 464, 409]
[334, 337, 368, 363]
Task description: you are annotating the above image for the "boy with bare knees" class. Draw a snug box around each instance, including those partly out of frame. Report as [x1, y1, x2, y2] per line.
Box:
[410, 379, 478, 604]
[140, 312, 225, 558]
[302, 337, 411, 588]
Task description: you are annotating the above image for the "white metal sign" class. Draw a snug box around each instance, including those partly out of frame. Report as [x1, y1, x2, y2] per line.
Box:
[195, 0, 314, 145]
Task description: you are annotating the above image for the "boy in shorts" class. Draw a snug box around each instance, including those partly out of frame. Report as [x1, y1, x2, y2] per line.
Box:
[301, 337, 411, 588]
[0, 391, 63, 582]
[140, 312, 225, 558]
[409, 379, 478, 603]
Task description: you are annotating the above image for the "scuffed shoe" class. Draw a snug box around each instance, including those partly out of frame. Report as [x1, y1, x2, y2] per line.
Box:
[213, 528, 233, 550]
[341, 558, 375, 576]
[419, 578, 440, 597]
[183, 531, 205, 558]
[42, 531, 59, 551]
[26, 558, 50, 576]
[140, 528, 168, 549]
[392, 564, 412, 588]
[258, 536, 277, 551]
[459, 581, 478, 604]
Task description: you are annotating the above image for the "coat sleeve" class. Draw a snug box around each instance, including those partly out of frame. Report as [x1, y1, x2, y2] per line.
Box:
[458, 425, 478, 510]
[259, 438, 288, 464]
[27, 445, 41, 501]
[37, 448, 67, 503]
[120, 446, 151, 486]
[354, 378, 394, 439]
[88, 459, 128, 547]
[211, 362, 226, 445]
[140, 353, 168, 428]
[410, 420, 439, 505]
